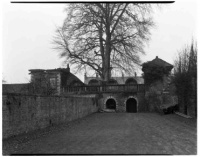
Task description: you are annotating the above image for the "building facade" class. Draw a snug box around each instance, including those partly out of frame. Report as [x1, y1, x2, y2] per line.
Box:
[84, 73, 144, 85]
[29, 65, 84, 95]
[84, 70, 145, 113]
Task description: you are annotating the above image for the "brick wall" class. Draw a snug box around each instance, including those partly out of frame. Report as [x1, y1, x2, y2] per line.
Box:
[3, 94, 99, 139]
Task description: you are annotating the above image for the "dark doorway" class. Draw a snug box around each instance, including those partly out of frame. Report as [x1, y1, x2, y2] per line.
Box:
[106, 98, 116, 109]
[126, 98, 137, 113]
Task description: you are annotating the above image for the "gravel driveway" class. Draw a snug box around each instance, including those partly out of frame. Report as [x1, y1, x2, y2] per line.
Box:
[3, 113, 197, 155]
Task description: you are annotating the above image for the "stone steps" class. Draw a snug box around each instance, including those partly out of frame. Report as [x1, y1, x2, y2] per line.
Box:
[174, 112, 192, 118]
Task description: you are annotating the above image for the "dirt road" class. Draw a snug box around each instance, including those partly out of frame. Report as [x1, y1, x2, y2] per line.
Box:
[3, 113, 197, 155]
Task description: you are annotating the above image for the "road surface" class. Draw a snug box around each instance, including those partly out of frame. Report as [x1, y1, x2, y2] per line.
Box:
[3, 113, 197, 155]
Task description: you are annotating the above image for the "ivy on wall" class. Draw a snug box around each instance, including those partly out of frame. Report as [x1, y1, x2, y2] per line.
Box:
[142, 63, 170, 86]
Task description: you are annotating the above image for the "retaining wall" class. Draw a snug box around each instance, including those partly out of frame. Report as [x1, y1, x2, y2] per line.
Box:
[98, 92, 146, 112]
[3, 94, 99, 139]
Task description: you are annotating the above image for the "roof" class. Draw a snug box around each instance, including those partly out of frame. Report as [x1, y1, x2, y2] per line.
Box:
[84, 76, 144, 84]
[142, 56, 173, 72]
[29, 68, 70, 74]
[144, 56, 173, 67]
[151, 56, 173, 67]
[112, 76, 144, 84]
[29, 64, 71, 73]
[29, 67, 84, 86]
[61, 72, 84, 86]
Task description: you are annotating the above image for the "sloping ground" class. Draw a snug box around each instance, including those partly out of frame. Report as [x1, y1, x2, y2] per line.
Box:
[3, 113, 196, 155]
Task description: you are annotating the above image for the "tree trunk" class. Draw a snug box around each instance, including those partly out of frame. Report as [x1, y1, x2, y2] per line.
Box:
[104, 5, 111, 82]
[104, 50, 110, 82]
[104, 38, 111, 82]
[99, 18, 105, 81]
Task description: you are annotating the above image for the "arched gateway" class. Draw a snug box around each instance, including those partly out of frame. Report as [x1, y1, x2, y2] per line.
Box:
[126, 98, 137, 113]
[106, 98, 116, 110]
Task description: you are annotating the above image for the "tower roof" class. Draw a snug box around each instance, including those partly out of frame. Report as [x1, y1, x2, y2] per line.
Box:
[142, 56, 173, 72]
[150, 56, 173, 67]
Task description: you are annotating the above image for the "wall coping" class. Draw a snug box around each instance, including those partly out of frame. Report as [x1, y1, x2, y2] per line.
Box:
[3, 93, 98, 99]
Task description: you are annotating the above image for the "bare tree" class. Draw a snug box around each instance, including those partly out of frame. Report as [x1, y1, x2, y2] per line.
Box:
[173, 40, 197, 115]
[2, 79, 6, 84]
[174, 40, 197, 76]
[54, 3, 155, 82]
[2, 74, 7, 84]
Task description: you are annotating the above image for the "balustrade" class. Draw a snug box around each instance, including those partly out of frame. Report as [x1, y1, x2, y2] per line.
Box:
[63, 84, 145, 94]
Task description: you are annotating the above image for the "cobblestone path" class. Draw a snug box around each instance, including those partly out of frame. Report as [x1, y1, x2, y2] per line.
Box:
[3, 113, 197, 155]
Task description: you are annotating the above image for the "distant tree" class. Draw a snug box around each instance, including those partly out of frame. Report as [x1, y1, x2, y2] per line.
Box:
[2, 76, 7, 84]
[54, 3, 155, 81]
[2, 79, 6, 84]
[173, 40, 197, 115]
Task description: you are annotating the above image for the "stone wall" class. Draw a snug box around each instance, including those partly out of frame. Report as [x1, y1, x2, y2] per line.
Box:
[98, 92, 146, 112]
[145, 90, 178, 113]
[3, 94, 99, 139]
[3, 84, 30, 94]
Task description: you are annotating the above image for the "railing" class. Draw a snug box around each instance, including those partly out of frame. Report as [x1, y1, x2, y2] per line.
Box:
[63, 84, 145, 94]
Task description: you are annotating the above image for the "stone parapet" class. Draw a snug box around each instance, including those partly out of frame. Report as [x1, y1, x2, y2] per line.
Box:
[3, 94, 99, 139]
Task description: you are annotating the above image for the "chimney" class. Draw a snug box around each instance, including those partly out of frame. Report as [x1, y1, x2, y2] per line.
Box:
[135, 72, 137, 77]
[156, 56, 158, 59]
[67, 64, 70, 72]
[109, 67, 113, 78]
[84, 72, 87, 80]
[96, 72, 99, 78]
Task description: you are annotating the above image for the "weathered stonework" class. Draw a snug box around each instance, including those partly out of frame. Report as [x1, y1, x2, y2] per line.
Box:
[98, 92, 146, 112]
[142, 56, 177, 113]
[57, 73, 61, 95]
[3, 94, 99, 139]
[84, 75, 144, 85]
[28, 67, 84, 95]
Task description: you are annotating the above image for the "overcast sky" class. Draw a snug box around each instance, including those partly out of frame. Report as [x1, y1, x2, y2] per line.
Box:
[1, 0, 198, 83]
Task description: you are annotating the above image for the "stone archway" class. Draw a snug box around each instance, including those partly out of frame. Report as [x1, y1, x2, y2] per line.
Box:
[106, 98, 116, 110]
[88, 79, 99, 85]
[125, 78, 137, 85]
[108, 79, 118, 85]
[126, 98, 137, 113]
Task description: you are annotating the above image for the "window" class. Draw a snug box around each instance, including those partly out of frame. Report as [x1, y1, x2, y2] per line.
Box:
[125, 78, 137, 85]
[49, 78, 56, 88]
